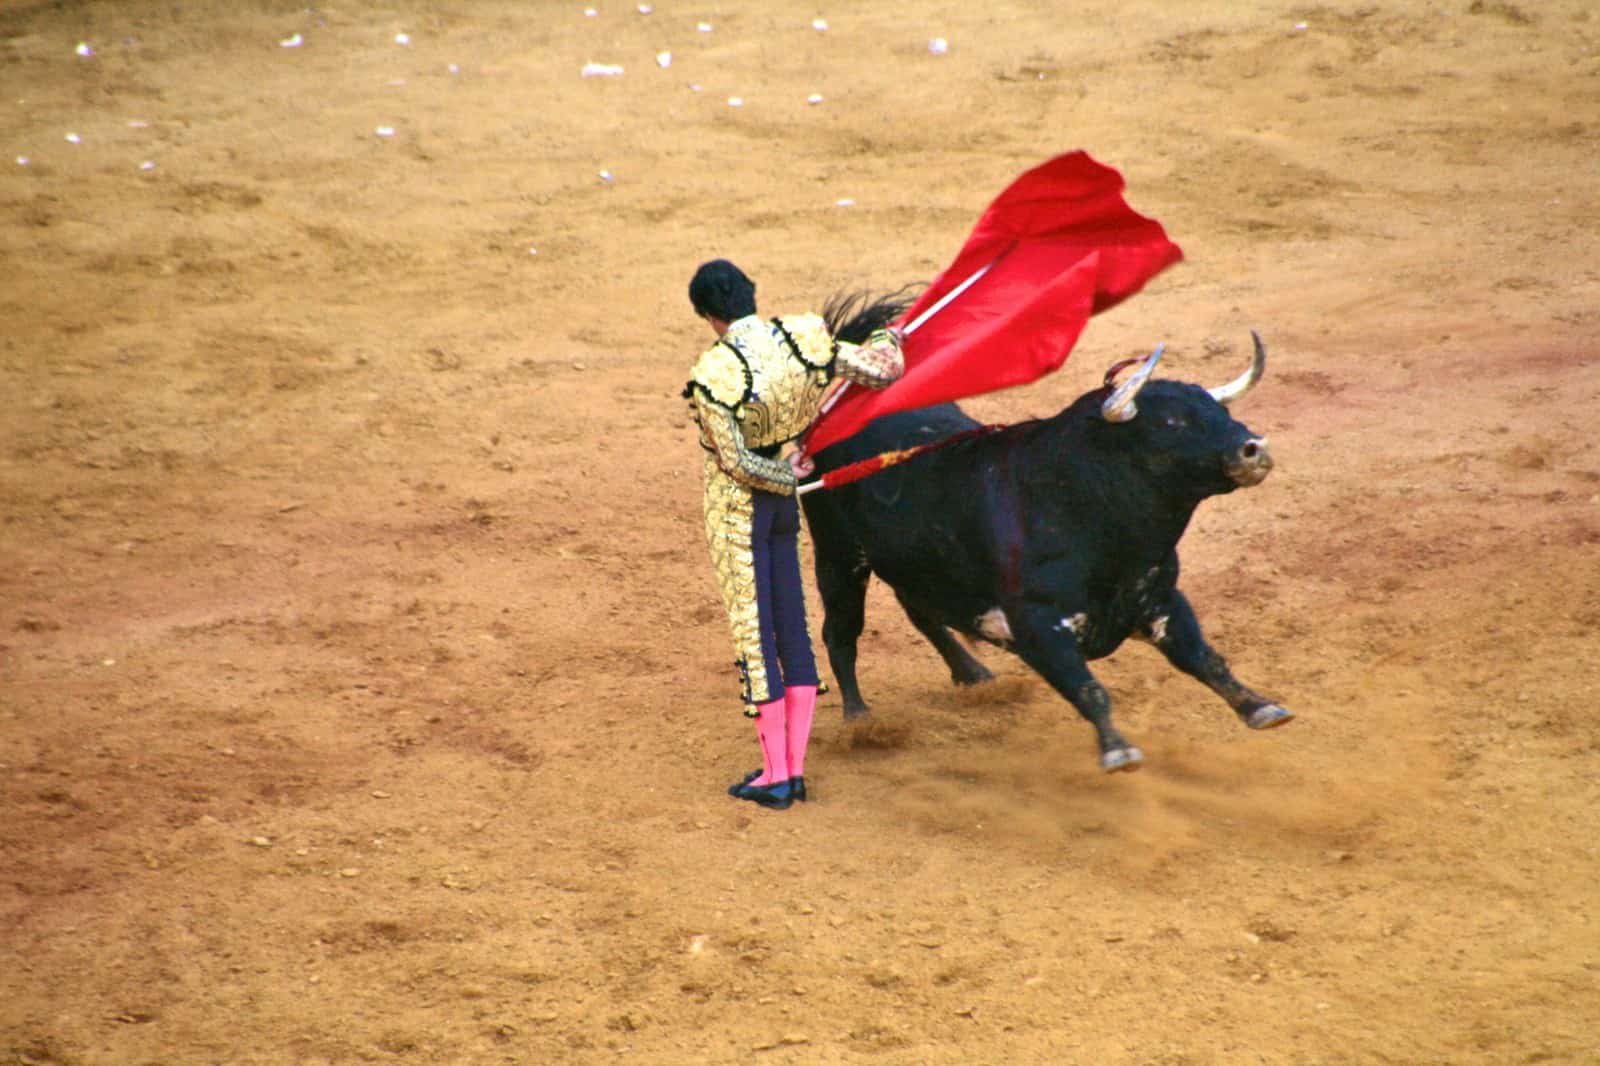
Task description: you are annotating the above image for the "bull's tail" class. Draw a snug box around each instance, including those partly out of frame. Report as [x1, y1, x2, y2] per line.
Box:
[821, 285, 922, 345]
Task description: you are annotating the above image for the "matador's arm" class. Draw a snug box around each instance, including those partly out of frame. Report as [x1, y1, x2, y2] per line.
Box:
[832, 327, 905, 388]
[692, 392, 797, 495]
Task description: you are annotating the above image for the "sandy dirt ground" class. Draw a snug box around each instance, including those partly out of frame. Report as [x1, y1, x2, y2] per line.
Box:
[3, 1, 1599, 1063]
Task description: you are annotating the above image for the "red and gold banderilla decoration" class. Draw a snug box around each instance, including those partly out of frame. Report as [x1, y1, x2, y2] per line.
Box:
[795, 425, 1004, 496]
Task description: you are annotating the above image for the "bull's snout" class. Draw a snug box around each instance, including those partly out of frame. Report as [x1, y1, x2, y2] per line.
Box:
[1226, 436, 1273, 487]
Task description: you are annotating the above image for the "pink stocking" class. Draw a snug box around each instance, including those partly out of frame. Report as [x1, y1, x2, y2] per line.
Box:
[784, 684, 817, 779]
[749, 697, 789, 788]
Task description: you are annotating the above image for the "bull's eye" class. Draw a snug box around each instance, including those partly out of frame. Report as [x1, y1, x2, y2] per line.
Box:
[1162, 413, 1188, 430]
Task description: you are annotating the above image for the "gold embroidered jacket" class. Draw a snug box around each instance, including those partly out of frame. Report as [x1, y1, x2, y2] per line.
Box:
[684, 313, 903, 492]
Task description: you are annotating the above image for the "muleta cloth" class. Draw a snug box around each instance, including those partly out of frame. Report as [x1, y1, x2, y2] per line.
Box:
[801, 150, 1183, 455]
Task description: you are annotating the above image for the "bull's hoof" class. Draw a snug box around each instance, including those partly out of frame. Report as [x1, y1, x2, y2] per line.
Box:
[842, 702, 871, 722]
[1100, 746, 1144, 773]
[1245, 704, 1294, 730]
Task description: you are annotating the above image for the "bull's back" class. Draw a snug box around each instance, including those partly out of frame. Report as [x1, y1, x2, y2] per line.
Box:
[811, 403, 980, 471]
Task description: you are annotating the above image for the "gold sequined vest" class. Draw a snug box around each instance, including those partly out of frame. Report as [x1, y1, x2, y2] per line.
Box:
[687, 313, 836, 454]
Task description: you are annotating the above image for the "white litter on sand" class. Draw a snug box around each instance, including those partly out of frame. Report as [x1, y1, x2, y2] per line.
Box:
[280, 33, 304, 48]
[928, 37, 949, 55]
[582, 62, 625, 77]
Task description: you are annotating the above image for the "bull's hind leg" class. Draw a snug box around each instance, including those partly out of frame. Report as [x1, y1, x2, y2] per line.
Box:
[894, 594, 994, 688]
[813, 548, 873, 720]
[1139, 589, 1293, 730]
[1013, 616, 1142, 772]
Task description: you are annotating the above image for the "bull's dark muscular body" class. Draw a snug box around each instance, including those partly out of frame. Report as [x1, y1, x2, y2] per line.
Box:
[802, 316, 1292, 772]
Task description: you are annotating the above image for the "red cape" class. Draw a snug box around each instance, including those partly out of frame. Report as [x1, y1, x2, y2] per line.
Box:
[803, 151, 1182, 454]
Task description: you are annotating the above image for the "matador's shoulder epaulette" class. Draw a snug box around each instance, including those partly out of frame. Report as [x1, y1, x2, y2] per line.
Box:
[683, 341, 751, 408]
[772, 312, 835, 370]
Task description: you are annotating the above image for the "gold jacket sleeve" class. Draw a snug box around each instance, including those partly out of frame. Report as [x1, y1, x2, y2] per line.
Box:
[833, 327, 905, 388]
[693, 392, 798, 494]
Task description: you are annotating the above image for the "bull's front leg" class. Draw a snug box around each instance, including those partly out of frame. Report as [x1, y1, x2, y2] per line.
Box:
[1138, 589, 1294, 731]
[1013, 611, 1142, 772]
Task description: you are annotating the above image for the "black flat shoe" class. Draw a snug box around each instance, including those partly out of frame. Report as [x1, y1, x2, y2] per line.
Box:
[789, 776, 807, 803]
[736, 779, 795, 810]
[727, 768, 764, 797]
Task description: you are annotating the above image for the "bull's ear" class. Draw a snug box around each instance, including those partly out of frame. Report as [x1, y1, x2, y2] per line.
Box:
[1100, 343, 1165, 422]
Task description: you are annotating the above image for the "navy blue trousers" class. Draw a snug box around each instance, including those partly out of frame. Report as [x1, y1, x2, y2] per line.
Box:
[749, 491, 819, 702]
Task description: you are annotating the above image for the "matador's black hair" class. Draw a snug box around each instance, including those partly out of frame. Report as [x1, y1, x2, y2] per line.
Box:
[688, 259, 757, 321]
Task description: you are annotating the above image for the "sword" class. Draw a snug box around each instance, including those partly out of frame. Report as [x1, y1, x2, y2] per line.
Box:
[902, 258, 996, 334]
[811, 257, 999, 424]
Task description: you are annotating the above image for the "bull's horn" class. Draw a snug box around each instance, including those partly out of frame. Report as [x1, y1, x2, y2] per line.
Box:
[1101, 343, 1165, 423]
[1207, 330, 1267, 406]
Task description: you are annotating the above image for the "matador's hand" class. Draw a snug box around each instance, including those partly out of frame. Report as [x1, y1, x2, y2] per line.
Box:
[786, 451, 815, 478]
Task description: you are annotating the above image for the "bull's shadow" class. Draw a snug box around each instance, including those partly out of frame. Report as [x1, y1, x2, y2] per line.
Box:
[801, 291, 1294, 773]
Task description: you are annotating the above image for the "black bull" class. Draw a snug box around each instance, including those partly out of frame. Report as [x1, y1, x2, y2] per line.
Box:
[801, 326, 1293, 773]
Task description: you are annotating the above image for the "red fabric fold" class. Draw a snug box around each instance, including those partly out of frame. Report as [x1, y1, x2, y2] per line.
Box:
[804, 151, 1182, 454]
